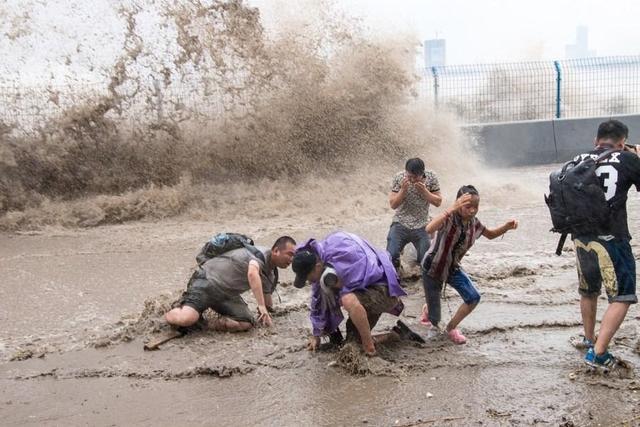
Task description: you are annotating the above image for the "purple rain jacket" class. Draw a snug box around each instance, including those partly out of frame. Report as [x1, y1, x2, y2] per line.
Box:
[296, 231, 406, 336]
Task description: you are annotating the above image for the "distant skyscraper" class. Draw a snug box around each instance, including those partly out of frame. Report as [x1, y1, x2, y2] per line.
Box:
[424, 39, 446, 68]
[565, 26, 596, 59]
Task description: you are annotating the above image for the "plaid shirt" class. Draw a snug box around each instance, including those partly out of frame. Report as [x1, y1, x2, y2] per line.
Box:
[423, 213, 485, 283]
[391, 170, 440, 229]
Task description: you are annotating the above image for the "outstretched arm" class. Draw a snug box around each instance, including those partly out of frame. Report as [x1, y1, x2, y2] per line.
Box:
[247, 261, 272, 326]
[482, 219, 518, 240]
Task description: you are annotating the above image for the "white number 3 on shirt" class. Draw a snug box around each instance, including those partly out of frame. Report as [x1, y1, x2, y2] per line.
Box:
[596, 165, 618, 201]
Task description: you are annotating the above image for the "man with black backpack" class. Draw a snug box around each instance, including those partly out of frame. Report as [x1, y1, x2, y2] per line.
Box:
[165, 235, 296, 332]
[550, 120, 640, 371]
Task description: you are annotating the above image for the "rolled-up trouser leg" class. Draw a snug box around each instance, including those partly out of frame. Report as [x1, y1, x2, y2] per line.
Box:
[422, 272, 443, 326]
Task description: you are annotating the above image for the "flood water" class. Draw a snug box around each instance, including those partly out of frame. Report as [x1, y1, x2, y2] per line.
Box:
[1, 165, 639, 426]
[1, 1, 639, 424]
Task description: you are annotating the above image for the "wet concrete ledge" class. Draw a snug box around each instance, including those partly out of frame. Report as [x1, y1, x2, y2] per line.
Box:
[464, 113, 640, 167]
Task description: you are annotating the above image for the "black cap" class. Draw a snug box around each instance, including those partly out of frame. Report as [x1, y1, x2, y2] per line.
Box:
[292, 250, 317, 288]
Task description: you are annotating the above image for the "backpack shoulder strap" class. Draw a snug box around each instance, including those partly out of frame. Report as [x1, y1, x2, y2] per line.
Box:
[595, 148, 620, 163]
[242, 243, 275, 278]
[555, 232, 568, 256]
[245, 244, 279, 286]
[243, 243, 266, 263]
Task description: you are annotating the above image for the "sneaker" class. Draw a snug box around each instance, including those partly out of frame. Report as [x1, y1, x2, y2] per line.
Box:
[447, 328, 467, 345]
[419, 304, 432, 327]
[575, 337, 594, 350]
[394, 320, 426, 343]
[584, 348, 618, 372]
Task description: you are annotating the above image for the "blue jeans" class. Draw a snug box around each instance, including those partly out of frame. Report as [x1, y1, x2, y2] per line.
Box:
[386, 222, 430, 269]
[422, 268, 481, 326]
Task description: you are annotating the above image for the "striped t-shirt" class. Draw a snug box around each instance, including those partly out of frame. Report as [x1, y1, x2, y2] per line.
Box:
[423, 213, 485, 283]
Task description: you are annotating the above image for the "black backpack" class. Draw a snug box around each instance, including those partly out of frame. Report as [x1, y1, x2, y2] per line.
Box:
[195, 232, 257, 266]
[545, 149, 617, 255]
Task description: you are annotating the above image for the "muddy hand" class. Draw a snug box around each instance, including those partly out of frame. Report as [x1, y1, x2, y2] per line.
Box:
[307, 336, 320, 352]
[363, 340, 376, 357]
[257, 305, 273, 327]
[506, 219, 518, 230]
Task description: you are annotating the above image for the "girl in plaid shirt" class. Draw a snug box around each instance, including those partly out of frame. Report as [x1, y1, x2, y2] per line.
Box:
[420, 185, 518, 344]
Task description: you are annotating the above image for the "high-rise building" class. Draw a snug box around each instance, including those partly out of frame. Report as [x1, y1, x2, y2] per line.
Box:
[565, 26, 596, 59]
[424, 39, 446, 68]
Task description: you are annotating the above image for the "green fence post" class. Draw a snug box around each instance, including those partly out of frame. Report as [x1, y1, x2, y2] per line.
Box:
[554, 60, 562, 119]
[431, 66, 439, 108]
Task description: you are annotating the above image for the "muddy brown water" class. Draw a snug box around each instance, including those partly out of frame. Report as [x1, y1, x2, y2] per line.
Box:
[1, 165, 639, 426]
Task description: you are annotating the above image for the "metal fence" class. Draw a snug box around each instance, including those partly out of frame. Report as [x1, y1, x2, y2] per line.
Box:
[423, 55, 640, 124]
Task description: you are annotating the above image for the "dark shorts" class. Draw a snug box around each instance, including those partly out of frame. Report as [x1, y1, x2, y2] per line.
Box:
[180, 278, 255, 324]
[574, 236, 637, 304]
[345, 284, 401, 342]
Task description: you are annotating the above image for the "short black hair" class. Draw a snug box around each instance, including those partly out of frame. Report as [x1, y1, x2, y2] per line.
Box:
[597, 119, 628, 142]
[272, 236, 296, 250]
[456, 184, 479, 199]
[405, 158, 425, 175]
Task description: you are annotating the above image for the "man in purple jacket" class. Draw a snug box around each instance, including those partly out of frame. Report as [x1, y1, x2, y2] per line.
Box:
[292, 231, 417, 356]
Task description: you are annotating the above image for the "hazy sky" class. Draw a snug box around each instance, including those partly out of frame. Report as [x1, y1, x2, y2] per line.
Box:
[3, 0, 640, 84]
[255, 0, 640, 64]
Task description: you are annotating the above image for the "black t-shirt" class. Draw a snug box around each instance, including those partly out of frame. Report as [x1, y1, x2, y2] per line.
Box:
[573, 148, 640, 239]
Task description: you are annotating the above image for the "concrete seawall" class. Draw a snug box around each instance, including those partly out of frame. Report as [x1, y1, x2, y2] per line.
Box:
[465, 114, 640, 166]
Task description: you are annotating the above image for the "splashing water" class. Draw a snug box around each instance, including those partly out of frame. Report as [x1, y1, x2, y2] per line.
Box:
[0, 0, 509, 231]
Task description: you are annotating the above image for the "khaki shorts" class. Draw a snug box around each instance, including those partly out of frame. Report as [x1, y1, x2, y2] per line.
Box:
[345, 284, 400, 342]
[574, 236, 637, 304]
